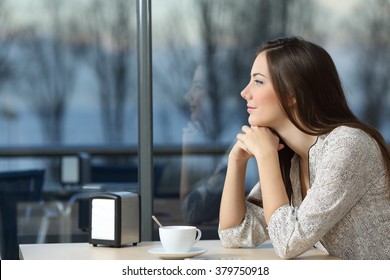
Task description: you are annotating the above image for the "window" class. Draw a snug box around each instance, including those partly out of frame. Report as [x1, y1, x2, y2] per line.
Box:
[0, 0, 388, 251]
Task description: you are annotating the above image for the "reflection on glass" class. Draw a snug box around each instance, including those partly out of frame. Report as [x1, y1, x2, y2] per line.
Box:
[183, 64, 214, 141]
[180, 63, 227, 225]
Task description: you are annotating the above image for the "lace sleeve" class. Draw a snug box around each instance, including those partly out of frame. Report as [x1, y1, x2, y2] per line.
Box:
[218, 183, 269, 248]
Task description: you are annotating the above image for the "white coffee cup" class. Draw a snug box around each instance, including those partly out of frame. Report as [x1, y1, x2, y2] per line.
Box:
[159, 226, 202, 253]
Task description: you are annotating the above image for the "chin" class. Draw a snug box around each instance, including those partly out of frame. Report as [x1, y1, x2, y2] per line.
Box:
[248, 118, 261, 127]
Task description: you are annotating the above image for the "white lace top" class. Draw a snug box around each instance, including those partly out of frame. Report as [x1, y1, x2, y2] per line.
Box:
[218, 126, 390, 259]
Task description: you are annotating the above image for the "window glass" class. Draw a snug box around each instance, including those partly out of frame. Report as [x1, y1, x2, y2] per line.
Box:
[0, 0, 388, 252]
[0, 0, 138, 251]
[1, 0, 138, 165]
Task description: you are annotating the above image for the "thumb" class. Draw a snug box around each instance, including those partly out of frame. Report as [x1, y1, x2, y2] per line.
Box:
[278, 143, 285, 151]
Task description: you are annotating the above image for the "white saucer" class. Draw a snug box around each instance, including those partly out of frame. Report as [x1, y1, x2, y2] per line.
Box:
[148, 247, 207, 259]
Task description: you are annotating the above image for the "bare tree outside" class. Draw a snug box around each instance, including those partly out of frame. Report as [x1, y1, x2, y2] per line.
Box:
[0, 0, 19, 148]
[0, 0, 14, 98]
[16, 0, 80, 144]
[83, 0, 136, 144]
[151, 2, 201, 144]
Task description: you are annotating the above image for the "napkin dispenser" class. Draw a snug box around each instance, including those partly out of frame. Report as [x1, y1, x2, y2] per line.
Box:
[89, 191, 140, 247]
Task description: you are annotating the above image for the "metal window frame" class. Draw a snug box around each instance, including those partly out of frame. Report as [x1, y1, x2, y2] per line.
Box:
[137, 0, 153, 241]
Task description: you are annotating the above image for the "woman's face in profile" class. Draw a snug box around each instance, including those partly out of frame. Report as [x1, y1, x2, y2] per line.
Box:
[185, 65, 209, 121]
[241, 52, 286, 128]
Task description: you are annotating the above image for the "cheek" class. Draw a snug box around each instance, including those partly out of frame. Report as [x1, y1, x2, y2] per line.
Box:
[254, 91, 279, 107]
[194, 91, 206, 103]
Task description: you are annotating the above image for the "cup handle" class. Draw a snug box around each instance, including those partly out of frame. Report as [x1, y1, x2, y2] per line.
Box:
[194, 228, 202, 244]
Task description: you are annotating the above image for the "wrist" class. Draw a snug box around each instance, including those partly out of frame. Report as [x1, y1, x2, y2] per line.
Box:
[255, 149, 278, 165]
[228, 153, 249, 163]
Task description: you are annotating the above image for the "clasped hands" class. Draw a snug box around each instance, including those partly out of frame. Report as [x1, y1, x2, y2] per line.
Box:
[232, 125, 284, 161]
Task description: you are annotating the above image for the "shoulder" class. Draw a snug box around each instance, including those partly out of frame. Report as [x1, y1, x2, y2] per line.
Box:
[327, 125, 373, 142]
[310, 126, 384, 182]
[311, 126, 382, 169]
[319, 126, 378, 153]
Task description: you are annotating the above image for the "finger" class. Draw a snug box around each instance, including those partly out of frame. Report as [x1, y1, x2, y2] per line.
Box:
[236, 132, 245, 142]
[235, 135, 247, 148]
[241, 125, 251, 133]
[235, 140, 246, 150]
[236, 141, 254, 157]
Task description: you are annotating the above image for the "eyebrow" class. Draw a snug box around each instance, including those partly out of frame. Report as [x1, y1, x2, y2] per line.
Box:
[252, 72, 268, 79]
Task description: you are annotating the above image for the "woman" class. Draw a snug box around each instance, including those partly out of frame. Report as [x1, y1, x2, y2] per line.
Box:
[218, 37, 390, 259]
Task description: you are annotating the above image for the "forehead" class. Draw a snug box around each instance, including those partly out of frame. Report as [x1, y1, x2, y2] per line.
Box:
[251, 51, 269, 75]
[193, 65, 206, 82]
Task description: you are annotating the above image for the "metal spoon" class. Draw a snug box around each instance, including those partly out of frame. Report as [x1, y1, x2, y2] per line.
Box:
[152, 215, 163, 228]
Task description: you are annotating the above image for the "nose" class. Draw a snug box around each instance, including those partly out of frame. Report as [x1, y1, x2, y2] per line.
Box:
[240, 84, 250, 100]
[185, 88, 193, 101]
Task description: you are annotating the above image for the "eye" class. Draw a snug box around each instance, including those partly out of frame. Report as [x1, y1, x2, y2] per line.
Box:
[254, 79, 264, 85]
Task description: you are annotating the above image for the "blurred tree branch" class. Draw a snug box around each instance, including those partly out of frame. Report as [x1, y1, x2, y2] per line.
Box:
[82, 0, 136, 144]
[16, 0, 80, 144]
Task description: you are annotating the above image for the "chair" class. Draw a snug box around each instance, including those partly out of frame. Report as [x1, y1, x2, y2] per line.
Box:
[0, 169, 45, 259]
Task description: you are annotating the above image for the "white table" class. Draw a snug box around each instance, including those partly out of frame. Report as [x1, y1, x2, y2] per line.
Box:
[19, 239, 338, 260]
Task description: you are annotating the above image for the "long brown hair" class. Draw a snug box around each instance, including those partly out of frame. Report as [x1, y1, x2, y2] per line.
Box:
[259, 37, 390, 197]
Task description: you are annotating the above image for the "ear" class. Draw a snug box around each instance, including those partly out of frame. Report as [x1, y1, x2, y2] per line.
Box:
[287, 95, 297, 107]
